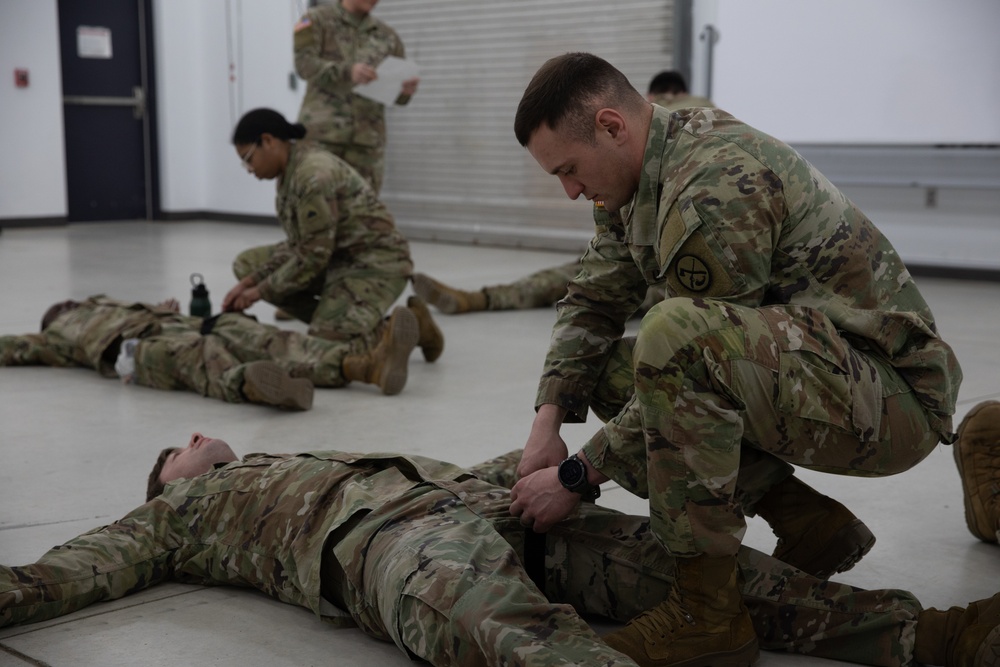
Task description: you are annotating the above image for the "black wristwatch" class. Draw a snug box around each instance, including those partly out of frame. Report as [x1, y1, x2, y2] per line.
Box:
[557, 454, 600, 501]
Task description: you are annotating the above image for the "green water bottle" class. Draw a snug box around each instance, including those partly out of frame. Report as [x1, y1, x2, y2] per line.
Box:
[189, 273, 212, 317]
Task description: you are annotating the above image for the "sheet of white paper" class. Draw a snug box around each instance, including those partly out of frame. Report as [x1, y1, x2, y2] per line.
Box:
[353, 56, 420, 106]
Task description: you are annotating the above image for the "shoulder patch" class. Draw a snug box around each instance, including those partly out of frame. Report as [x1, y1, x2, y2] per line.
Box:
[675, 255, 711, 292]
[666, 232, 734, 298]
[293, 17, 315, 50]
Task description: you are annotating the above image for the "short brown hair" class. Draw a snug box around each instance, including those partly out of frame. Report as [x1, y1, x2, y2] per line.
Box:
[146, 447, 178, 501]
[514, 52, 646, 147]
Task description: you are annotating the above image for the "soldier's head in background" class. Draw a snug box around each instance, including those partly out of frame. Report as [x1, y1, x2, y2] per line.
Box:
[646, 70, 688, 102]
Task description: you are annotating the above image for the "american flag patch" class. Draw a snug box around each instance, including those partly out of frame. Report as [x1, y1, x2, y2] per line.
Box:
[294, 17, 311, 32]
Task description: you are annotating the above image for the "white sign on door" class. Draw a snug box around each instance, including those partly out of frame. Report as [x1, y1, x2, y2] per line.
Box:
[77, 26, 113, 59]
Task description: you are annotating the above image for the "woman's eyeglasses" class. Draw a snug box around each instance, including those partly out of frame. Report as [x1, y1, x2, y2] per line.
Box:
[240, 143, 258, 171]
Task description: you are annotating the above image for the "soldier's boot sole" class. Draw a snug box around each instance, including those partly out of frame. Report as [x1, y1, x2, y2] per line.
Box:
[377, 306, 419, 396]
[243, 361, 314, 411]
[953, 400, 1000, 543]
[412, 273, 463, 314]
[978, 624, 1000, 667]
[775, 518, 875, 580]
[604, 619, 759, 667]
[665, 640, 759, 667]
[407, 295, 444, 362]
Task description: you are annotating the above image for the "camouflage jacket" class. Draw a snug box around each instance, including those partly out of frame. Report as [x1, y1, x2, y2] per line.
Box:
[0, 296, 191, 377]
[537, 105, 961, 435]
[650, 93, 716, 111]
[294, 3, 408, 148]
[0, 451, 473, 628]
[252, 142, 412, 303]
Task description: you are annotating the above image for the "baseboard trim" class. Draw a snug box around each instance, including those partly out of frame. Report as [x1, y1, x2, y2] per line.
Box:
[0, 216, 68, 228]
[908, 263, 1000, 283]
[0, 212, 279, 226]
[158, 210, 278, 225]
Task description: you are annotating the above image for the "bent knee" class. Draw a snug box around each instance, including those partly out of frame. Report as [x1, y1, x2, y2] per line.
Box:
[635, 298, 749, 365]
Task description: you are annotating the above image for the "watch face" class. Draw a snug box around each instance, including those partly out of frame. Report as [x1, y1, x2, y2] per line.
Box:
[559, 457, 586, 488]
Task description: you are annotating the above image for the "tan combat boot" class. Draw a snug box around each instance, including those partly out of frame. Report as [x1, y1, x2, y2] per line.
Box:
[242, 360, 314, 410]
[753, 475, 876, 578]
[412, 273, 487, 314]
[914, 592, 1000, 666]
[953, 400, 1000, 543]
[341, 306, 418, 395]
[407, 295, 445, 362]
[603, 554, 759, 667]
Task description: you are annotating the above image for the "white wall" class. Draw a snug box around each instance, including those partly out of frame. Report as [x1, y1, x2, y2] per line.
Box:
[152, 0, 210, 213]
[686, 0, 1000, 272]
[0, 0, 67, 219]
[154, 0, 304, 216]
[698, 0, 1000, 144]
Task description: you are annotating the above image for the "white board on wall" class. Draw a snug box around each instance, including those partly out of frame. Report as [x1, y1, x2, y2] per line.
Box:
[706, 0, 1000, 145]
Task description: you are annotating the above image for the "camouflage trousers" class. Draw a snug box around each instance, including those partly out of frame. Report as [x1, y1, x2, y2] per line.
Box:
[484, 261, 581, 310]
[133, 312, 361, 402]
[616, 298, 939, 558]
[233, 244, 408, 343]
[485, 260, 665, 313]
[315, 139, 385, 195]
[333, 458, 921, 667]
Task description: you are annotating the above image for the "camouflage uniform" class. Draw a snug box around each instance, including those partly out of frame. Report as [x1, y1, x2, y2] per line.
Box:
[0, 296, 362, 403]
[650, 92, 716, 111]
[294, 3, 411, 194]
[482, 260, 583, 310]
[1, 450, 923, 666]
[233, 141, 412, 342]
[481, 206, 664, 313]
[538, 105, 962, 558]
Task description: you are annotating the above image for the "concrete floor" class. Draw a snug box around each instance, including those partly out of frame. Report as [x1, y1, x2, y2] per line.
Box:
[1, 220, 999, 666]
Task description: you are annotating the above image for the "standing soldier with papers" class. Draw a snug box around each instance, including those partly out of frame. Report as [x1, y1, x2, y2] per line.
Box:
[294, 0, 419, 194]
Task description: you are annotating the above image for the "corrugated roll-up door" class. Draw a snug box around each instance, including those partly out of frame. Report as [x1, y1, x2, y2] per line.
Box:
[373, 0, 678, 251]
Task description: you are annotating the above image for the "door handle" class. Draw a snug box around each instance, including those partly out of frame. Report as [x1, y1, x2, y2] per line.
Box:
[63, 85, 145, 119]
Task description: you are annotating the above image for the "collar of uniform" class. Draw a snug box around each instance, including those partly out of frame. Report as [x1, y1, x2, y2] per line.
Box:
[277, 141, 307, 194]
[332, 2, 376, 31]
[626, 104, 673, 245]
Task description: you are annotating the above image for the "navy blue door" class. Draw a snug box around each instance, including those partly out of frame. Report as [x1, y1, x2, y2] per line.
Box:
[58, 0, 157, 221]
